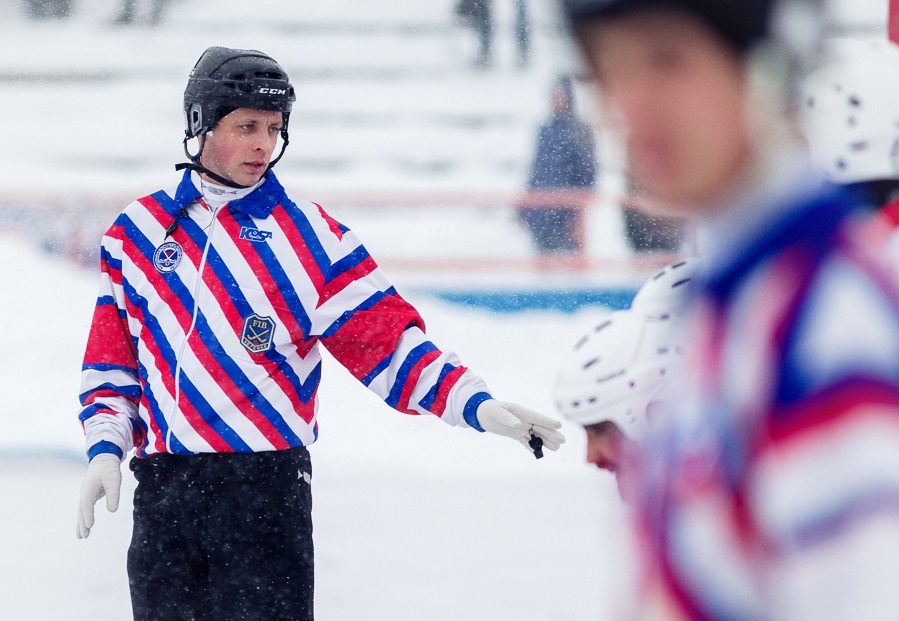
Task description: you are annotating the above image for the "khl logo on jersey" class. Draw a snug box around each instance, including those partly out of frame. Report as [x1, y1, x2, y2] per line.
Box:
[239, 226, 273, 243]
[241, 313, 276, 353]
[153, 241, 183, 273]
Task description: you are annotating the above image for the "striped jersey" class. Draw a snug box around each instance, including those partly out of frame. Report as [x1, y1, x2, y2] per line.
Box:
[635, 184, 899, 620]
[78, 170, 491, 459]
[869, 196, 899, 279]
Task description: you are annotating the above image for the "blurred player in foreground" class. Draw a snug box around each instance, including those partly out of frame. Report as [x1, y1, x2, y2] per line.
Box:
[563, 0, 899, 619]
[553, 258, 698, 502]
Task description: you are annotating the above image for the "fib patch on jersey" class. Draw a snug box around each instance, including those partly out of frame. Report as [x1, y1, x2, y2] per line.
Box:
[153, 241, 183, 273]
[241, 313, 276, 353]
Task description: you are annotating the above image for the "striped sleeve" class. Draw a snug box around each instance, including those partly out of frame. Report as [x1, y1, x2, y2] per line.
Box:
[78, 218, 141, 459]
[312, 225, 490, 427]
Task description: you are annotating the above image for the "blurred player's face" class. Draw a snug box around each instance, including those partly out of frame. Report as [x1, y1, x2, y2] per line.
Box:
[200, 108, 283, 187]
[580, 10, 753, 211]
[584, 421, 635, 501]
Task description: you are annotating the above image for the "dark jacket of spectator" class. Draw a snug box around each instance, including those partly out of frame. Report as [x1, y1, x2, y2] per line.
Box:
[520, 76, 596, 253]
[528, 77, 595, 190]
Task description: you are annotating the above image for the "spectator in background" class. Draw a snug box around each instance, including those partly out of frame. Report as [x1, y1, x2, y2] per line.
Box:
[454, 0, 494, 67]
[515, 0, 530, 68]
[454, 0, 530, 68]
[114, 0, 171, 26]
[24, 0, 73, 19]
[519, 75, 596, 254]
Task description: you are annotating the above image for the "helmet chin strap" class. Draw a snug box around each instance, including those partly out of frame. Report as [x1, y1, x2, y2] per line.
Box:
[174, 129, 290, 189]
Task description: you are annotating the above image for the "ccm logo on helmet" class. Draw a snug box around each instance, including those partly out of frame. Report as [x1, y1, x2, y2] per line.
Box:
[258, 87, 287, 95]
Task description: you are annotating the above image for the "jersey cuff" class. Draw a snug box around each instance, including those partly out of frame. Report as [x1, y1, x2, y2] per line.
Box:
[463, 392, 492, 432]
[88, 441, 124, 461]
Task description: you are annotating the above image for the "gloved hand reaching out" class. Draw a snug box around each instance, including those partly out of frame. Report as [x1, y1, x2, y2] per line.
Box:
[476, 400, 565, 457]
[76, 453, 122, 539]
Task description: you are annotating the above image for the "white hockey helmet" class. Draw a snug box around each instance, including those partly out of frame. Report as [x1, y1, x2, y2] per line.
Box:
[553, 258, 699, 438]
[553, 309, 685, 440]
[800, 39, 899, 184]
[631, 257, 702, 318]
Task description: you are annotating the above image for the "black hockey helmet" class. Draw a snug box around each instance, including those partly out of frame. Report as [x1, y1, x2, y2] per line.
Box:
[183, 46, 296, 139]
[561, 0, 776, 53]
[177, 46, 296, 187]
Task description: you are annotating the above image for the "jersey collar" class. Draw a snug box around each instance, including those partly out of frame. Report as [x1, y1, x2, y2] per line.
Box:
[170, 168, 288, 219]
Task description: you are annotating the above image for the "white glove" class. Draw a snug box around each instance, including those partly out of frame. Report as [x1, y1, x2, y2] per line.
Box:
[76, 454, 122, 539]
[476, 399, 565, 457]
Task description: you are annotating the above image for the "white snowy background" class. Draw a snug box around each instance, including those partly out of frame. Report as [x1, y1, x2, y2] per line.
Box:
[0, 0, 889, 619]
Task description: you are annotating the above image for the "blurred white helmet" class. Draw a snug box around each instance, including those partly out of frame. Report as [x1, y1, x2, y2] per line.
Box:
[553, 310, 684, 439]
[553, 258, 699, 438]
[800, 39, 899, 184]
[631, 257, 702, 318]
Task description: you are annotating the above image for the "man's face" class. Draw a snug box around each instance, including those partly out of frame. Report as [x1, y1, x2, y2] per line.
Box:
[551, 85, 569, 117]
[584, 421, 635, 501]
[580, 10, 752, 211]
[199, 108, 284, 186]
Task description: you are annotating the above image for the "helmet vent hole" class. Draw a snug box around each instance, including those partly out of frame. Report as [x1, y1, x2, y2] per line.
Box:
[583, 357, 601, 369]
[574, 336, 589, 350]
[588, 397, 598, 404]
[629, 381, 636, 388]
[594, 320, 611, 332]
[849, 95, 861, 107]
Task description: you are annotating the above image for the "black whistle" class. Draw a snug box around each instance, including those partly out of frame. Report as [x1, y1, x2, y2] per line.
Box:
[165, 208, 190, 239]
[528, 434, 544, 460]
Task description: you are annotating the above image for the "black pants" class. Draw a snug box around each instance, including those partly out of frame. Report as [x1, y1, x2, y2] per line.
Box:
[128, 448, 314, 621]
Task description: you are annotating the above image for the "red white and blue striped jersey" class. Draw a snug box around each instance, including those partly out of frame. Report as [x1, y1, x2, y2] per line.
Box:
[78, 171, 491, 459]
[635, 185, 899, 621]
[870, 196, 899, 279]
